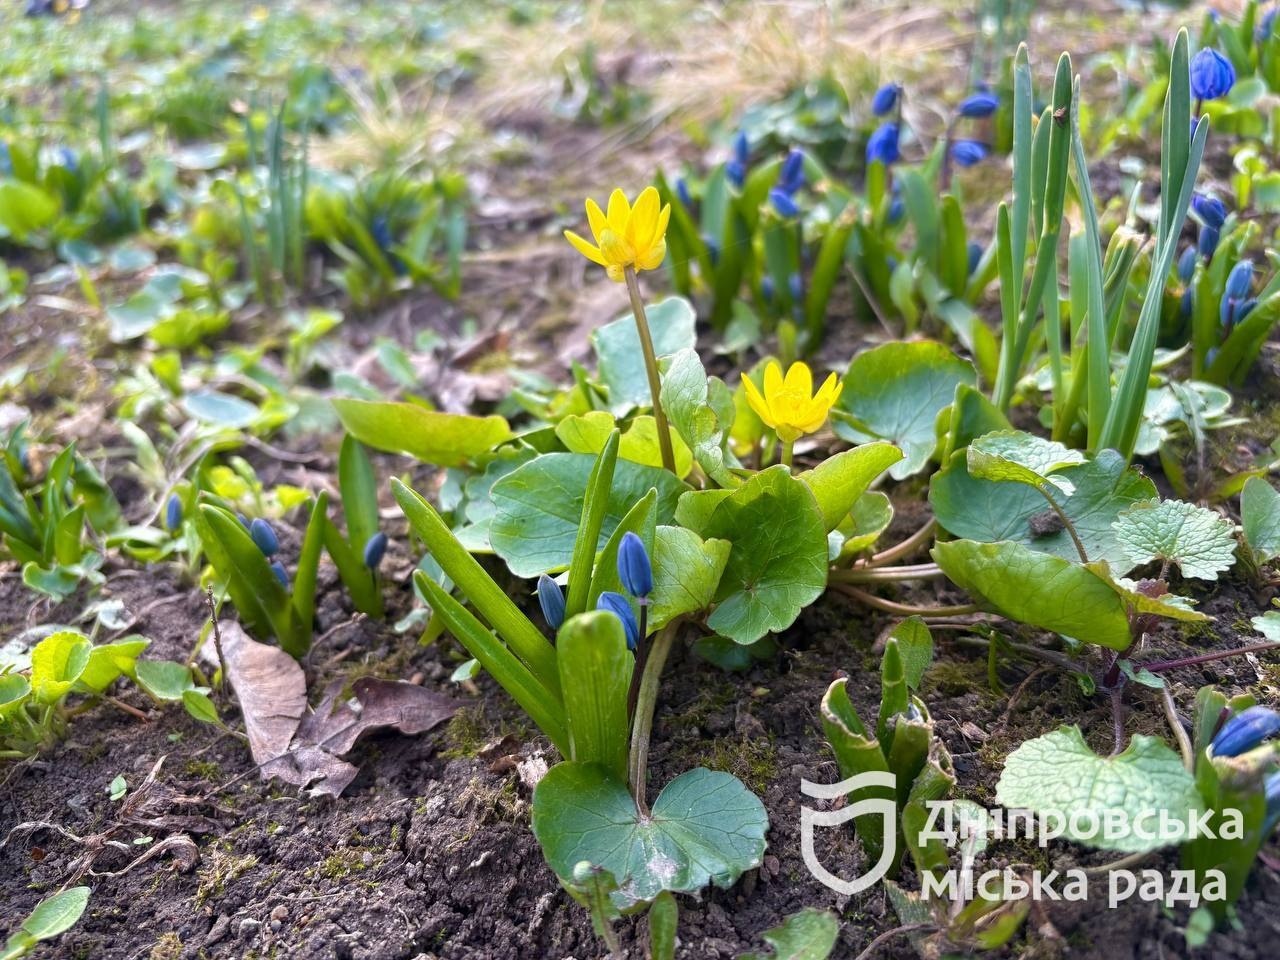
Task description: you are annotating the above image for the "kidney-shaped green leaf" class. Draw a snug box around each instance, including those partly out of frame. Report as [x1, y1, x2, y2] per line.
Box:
[531, 762, 768, 906]
[489, 453, 688, 577]
[593, 296, 697, 409]
[800, 441, 902, 531]
[30, 631, 92, 704]
[1242, 476, 1280, 563]
[333, 398, 513, 467]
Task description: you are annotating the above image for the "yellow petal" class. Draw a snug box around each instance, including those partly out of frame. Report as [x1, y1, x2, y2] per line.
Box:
[741, 374, 774, 427]
[813, 372, 842, 408]
[793, 402, 831, 434]
[653, 204, 671, 243]
[783, 361, 813, 398]
[606, 189, 630, 234]
[636, 238, 666, 272]
[762, 361, 785, 403]
[599, 228, 634, 267]
[585, 198, 608, 245]
[564, 230, 606, 266]
[606, 263, 625, 283]
[628, 186, 661, 251]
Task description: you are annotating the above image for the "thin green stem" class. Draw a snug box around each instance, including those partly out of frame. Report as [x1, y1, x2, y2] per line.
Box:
[830, 563, 944, 583]
[627, 621, 680, 814]
[866, 519, 936, 568]
[831, 582, 978, 618]
[780, 439, 794, 470]
[1038, 486, 1088, 563]
[623, 266, 676, 475]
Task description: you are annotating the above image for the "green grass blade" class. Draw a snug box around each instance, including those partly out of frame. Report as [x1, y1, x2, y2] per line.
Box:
[564, 430, 620, 620]
[291, 492, 328, 634]
[556, 611, 633, 782]
[338, 435, 379, 554]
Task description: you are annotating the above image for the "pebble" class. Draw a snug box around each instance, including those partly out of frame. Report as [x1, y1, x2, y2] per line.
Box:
[270, 905, 288, 923]
[361, 851, 374, 867]
[238, 917, 261, 939]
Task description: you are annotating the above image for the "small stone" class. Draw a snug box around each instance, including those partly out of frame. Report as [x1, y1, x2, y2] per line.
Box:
[270, 905, 287, 922]
[361, 851, 374, 868]
[238, 918, 261, 939]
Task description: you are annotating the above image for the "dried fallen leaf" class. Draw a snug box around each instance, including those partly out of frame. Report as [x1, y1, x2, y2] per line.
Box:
[220, 621, 307, 767]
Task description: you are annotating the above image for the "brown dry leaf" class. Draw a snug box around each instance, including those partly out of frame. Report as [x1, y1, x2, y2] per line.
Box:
[220, 621, 308, 767]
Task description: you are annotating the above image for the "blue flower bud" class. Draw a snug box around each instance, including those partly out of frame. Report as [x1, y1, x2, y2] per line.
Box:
[967, 241, 983, 276]
[866, 122, 900, 166]
[778, 149, 805, 195]
[733, 130, 749, 166]
[596, 591, 639, 651]
[165, 494, 183, 532]
[237, 513, 250, 529]
[957, 90, 999, 118]
[788, 272, 803, 302]
[1210, 705, 1280, 758]
[249, 518, 280, 557]
[1198, 224, 1220, 261]
[761, 275, 775, 302]
[1261, 9, 1279, 42]
[1190, 48, 1236, 101]
[702, 233, 720, 266]
[887, 196, 904, 224]
[1226, 261, 1254, 300]
[617, 532, 653, 598]
[270, 560, 289, 588]
[768, 187, 800, 218]
[949, 139, 989, 167]
[1232, 297, 1257, 329]
[363, 531, 388, 570]
[1180, 288, 1194, 320]
[871, 82, 900, 117]
[371, 215, 393, 253]
[725, 160, 745, 189]
[537, 574, 565, 630]
[54, 147, 77, 173]
[1192, 193, 1227, 229]
[676, 177, 693, 209]
[1177, 245, 1197, 284]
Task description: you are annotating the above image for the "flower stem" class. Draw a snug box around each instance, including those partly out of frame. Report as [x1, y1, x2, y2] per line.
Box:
[830, 562, 944, 583]
[780, 438, 794, 469]
[627, 621, 681, 814]
[623, 265, 676, 475]
[830, 582, 978, 618]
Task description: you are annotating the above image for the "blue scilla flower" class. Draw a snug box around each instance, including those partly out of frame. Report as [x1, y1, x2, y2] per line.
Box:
[778, 149, 805, 195]
[1180, 288, 1194, 321]
[1192, 193, 1227, 230]
[1225, 261, 1254, 300]
[872, 82, 901, 117]
[1190, 48, 1236, 101]
[788, 272, 803, 302]
[950, 139, 989, 167]
[676, 177, 693, 209]
[1198, 224, 1220, 261]
[1177, 245, 1197, 285]
[371, 216, 393, 253]
[727, 131, 749, 188]
[888, 195, 904, 224]
[363, 531, 388, 570]
[617, 532, 653, 598]
[249, 518, 280, 557]
[270, 560, 289, 588]
[537, 574, 565, 630]
[1211, 705, 1280, 757]
[597, 591, 639, 651]
[957, 90, 999, 118]
[761, 275, 775, 302]
[53, 147, 77, 172]
[165, 494, 183, 532]
[967, 241, 983, 276]
[703, 233, 720, 267]
[1261, 8, 1279, 42]
[768, 187, 800, 218]
[867, 122, 900, 166]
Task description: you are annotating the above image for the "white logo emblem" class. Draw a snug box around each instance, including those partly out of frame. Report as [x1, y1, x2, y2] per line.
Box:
[799, 771, 897, 894]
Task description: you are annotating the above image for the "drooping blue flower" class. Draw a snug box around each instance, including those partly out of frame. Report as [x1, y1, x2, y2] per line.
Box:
[165, 494, 183, 532]
[788, 272, 803, 302]
[949, 139, 989, 167]
[270, 560, 289, 588]
[1198, 224, 1220, 260]
[1211, 705, 1280, 757]
[537, 574, 565, 630]
[727, 131, 749, 188]
[596, 591, 639, 651]
[617, 532, 653, 598]
[1192, 193, 1227, 229]
[1225, 261, 1254, 300]
[1180, 288, 1194, 320]
[1233, 297, 1257, 328]
[866, 122, 900, 166]
[778, 149, 805, 195]
[967, 241, 983, 276]
[768, 187, 800, 218]
[371, 216, 393, 253]
[249, 518, 280, 557]
[871, 82, 901, 117]
[1190, 48, 1236, 101]
[676, 177, 693, 210]
[363, 531, 388, 570]
[1177, 245, 1197, 284]
[888, 195, 904, 224]
[957, 90, 999, 118]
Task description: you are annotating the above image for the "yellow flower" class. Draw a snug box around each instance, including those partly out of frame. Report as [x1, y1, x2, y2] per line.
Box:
[564, 187, 670, 283]
[742, 361, 843, 443]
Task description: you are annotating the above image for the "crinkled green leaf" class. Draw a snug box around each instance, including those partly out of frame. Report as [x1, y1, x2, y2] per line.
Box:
[834, 341, 975, 479]
[660, 348, 738, 487]
[531, 763, 767, 906]
[1241, 477, 1280, 563]
[1113, 499, 1237, 580]
[648, 525, 731, 631]
[838, 491, 894, 557]
[1253, 610, 1280, 641]
[555, 411, 694, 478]
[1083, 562, 1209, 623]
[593, 297, 697, 409]
[333, 398, 512, 467]
[686, 466, 827, 644]
[78, 637, 150, 693]
[29, 631, 91, 704]
[930, 449, 1157, 567]
[967, 429, 1086, 497]
[933, 540, 1132, 649]
[995, 726, 1201, 852]
[0, 673, 31, 719]
[489, 453, 687, 577]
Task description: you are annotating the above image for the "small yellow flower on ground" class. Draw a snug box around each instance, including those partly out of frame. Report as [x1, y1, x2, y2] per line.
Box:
[564, 187, 670, 282]
[742, 361, 843, 443]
